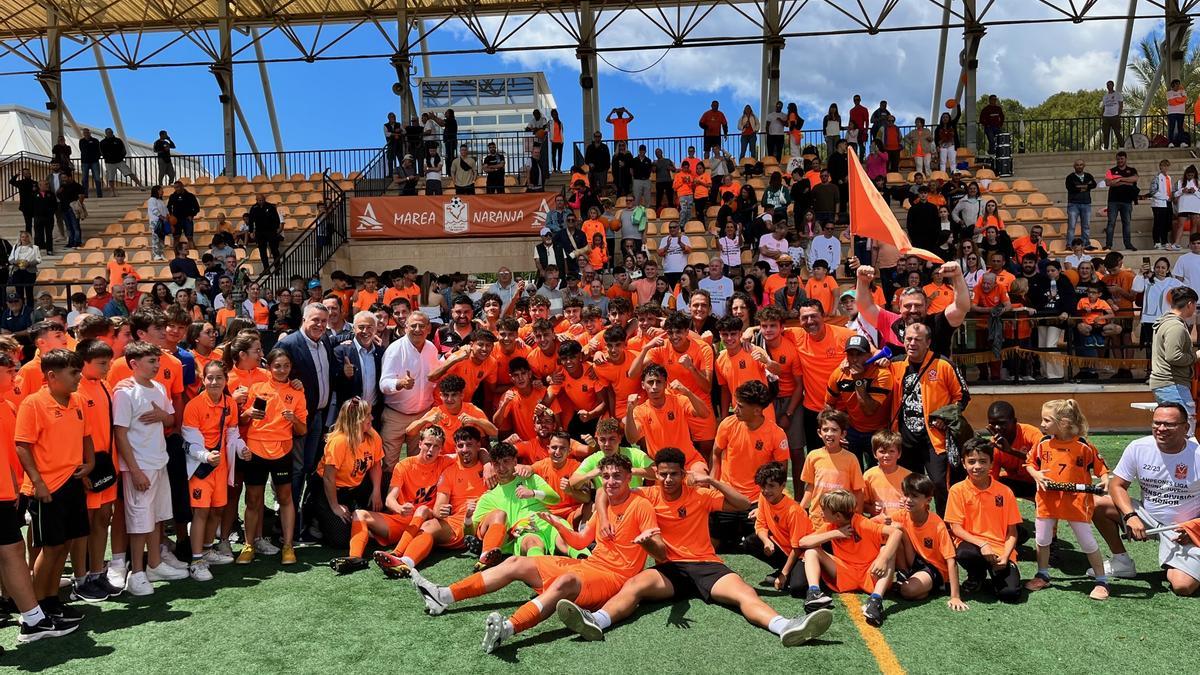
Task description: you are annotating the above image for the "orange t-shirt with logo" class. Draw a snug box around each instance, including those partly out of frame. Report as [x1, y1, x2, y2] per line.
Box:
[0, 401, 22, 500]
[890, 509, 956, 578]
[824, 363, 893, 433]
[331, 287, 354, 318]
[550, 365, 604, 420]
[228, 366, 269, 394]
[754, 493, 812, 556]
[789, 324, 854, 412]
[107, 261, 137, 288]
[648, 337, 715, 409]
[800, 447, 865, 529]
[1077, 297, 1112, 325]
[354, 289, 380, 314]
[107, 352, 185, 400]
[803, 276, 840, 316]
[497, 385, 546, 442]
[863, 465, 911, 514]
[15, 389, 88, 494]
[383, 285, 421, 311]
[714, 347, 771, 401]
[488, 343, 530, 389]
[944, 478, 1022, 561]
[318, 430, 382, 488]
[609, 118, 630, 141]
[585, 494, 657, 577]
[763, 336, 803, 398]
[438, 459, 487, 515]
[922, 282, 955, 315]
[390, 455, 454, 507]
[713, 416, 789, 501]
[429, 402, 489, 453]
[823, 513, 886, 570]
[245, 378, 308, 459]
[593, 353, 639, 418]
[525, 346, 559, 380]
[643, 485, 725, 563]
[632, 393, 706, 469]
[435, 355, 497, 405]
[77, 377, 114, 457]
[972, 284, 1008, 309]
[532, 456, 582, 518]
[1025, 437, 1108, 521]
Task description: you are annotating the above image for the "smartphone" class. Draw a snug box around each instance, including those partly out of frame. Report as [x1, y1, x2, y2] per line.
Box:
[253, 397, 267, 413]
[1143, 256, 1151, 266]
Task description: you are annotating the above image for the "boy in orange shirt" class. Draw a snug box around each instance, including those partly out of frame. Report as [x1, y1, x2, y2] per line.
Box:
[803, 260, 840, 316]
[798, 410, 865, 529]
[429, 330, 497, 404]
[550, 340, 608, 438]
[13, 321, 70, 404]
[14, 349, 95, 626]
[799, 489, 903, 626]
[106, 247, 138, 289]
[405, 375, 498, 454]
[591, 325, 640, 420]
[625, 363, 710, 472]
[944, 438, 1022, 603]
[746, 462, 813, 597]
[862, 431, 911, 517]
[492, 357, 550, 443]
[532, 432, 586, 527]
[890, 473, 968, 610]
[354, 271, 382, 313]
[710, 380, 789, 547]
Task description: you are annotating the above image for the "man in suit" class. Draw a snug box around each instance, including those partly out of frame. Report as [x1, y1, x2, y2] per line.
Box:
[333, 311, 385, 426]
[276, 303, 336, 537]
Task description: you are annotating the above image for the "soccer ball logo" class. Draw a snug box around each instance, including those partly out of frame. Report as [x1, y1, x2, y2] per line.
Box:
[444, 197, 469, 234]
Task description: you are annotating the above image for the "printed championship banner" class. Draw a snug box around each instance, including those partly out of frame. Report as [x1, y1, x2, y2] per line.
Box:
[348, 193, 552, 239]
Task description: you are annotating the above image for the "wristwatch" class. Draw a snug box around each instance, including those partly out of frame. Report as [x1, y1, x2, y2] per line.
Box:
[1120, 511, 1140, 523]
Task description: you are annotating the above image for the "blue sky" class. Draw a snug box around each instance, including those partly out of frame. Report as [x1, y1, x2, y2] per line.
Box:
[0, 5, 1174, 157]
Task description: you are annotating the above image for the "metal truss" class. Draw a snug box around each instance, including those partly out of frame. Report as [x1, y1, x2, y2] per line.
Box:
[2, 0, 1199, 77]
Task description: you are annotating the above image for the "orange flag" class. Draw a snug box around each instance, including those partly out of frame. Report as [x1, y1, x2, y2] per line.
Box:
[847, 151, 944, 264]
[1180, 518, 1200, 547]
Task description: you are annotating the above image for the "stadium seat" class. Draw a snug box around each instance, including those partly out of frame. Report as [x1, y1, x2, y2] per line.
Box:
[659, 208, 679, 220]
[125, 223, 147, 235]
[121, 209, 141, 223]
[929, 171, 950, 181]
[1041, 223, 1061, 238]
[1012, 180, 1036, 192]
[192, 176, 211, 186]
[303, 192, 324, 204]
[975, 168, 997, 180]
[128, 236, 149, 249]
[1006, 225, 1029, 239]
[1042, 207, 1067, 222]
[285, 193, 304, 205]
[886, 172, 904, 185]
[987, 180, 1010, 193]
[136, 266, 157, 280]
[130, 251, 152, 264]
[1000, 194, 1024, 208]
[687, 252, 710, 266]
[85, 267, 106, 282]
[60, 268, 83, 283]
[644, 237, 656, 251]
[84, 252, 106, 266]
[203, 196, 221, 207]
[684, 220, 705, 235]
[1027, 192, 1051, 206]
[101, 223, 123, 236]
[290, 173, 306, 182]
[60, 252, 83, 266]
[1015, 208, 1040, 222]
[291, 205, 314, 217]
[105, 237, 126, 250]
[36, 268, 57, 282]
[741, 250, 754, 265]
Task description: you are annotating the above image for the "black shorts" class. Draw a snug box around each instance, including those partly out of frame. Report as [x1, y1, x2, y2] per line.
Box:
[703, 135, 721, 150]
[708, 510, 753, 549]
[0, 500, 24, 546]
[26, 478, 89, 548]
[903, 554, 945, 591]
[242, 454, 293, 487]
[655, 561, 736, 603]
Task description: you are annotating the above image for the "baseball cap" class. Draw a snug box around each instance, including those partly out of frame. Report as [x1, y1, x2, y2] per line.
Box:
[539, 227, 552, 236]
[306, 279, 322, 290]
[840, 289, 856, 299]
[5, 291, 20, 302]
[846, 335, 872, 353]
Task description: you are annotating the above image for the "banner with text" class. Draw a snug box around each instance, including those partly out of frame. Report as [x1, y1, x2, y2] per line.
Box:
[348, 193, 551, 239]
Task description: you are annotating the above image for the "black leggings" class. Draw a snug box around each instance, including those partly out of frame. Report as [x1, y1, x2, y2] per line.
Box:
[314, 481, 375, 549]
[744, 536, 808, 597]
[655, 182, 674, 210]
[955, 542, 1022, 603]
[1152, 206, 1173, 245]
[551, 142, 564, 172]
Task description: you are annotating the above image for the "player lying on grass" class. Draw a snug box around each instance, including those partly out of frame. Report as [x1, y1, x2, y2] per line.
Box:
[800, 489, 903, 627]
[555, 448, 833, 647]
[408, 455, 666, 654]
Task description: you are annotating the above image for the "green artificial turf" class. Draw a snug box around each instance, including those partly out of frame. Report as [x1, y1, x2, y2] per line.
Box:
[2, 434, 1193, 674]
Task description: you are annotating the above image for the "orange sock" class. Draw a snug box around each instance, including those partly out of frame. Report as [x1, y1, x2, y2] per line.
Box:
[481, 523, 505, 555]
[508, 600, 545, 634]
[393, 516, 425, 555]
[449, 573, 487, 601]
[349, 521, 370, 558]
[405, 532, 434, 566]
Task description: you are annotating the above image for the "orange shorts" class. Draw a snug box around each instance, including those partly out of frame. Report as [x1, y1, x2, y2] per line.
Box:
[824, 559, 877, 594]
[546, 503, 586, 524]
[370, 512, 414, 545]
[188, 459, 230, 509]
[531, 557, 628, 609]
[86, 481, 117, 510]
[442, 513, 469, 549]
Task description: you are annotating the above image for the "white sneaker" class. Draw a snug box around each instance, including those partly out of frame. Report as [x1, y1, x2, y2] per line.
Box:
[160, 547, 189, 570]
[189, 561, 213, 581]
[1087, 554, 1137, 579]
[106, 561, 128, 588]
[203, 548, 235, 565]
[254, 538, 281, 555]
[1154, 243, 1164, 249]
[215, 540, 234, 559]
[146, 562, 189, 582]
[125, 571, 155, 596]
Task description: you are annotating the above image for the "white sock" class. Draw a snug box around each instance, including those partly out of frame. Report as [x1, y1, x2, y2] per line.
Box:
[111, 553, 126, 567]
[768, 615, 789, 636]
[400, 556, 415, 567]
[530, 598, 544, 612]
[1113, 552, 1132, 562]
[436, 587, 454, 604]
[20, 605, 47, 626]
[594, 609, 612, 629]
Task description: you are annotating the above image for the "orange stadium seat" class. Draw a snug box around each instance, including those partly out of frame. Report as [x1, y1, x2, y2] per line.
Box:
[1000, 194, 1024, 208]
[84, 252, 106, 266]
[987, 180, 1010, 193]
[60, 268, 83, 283]
[1015, 208, 1040, 222]
[1027, 192, 1051, 206]
[61, 252, 82, 266]
[975, 168, 997, 180]
[1006, 225, 1029, 239]
[1012, 180, 1036, 192]
[130, 251, 152, 264]
[1042, 207, 1067, 222]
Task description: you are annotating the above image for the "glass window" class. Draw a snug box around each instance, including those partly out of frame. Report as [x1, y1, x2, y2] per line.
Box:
[478, 78, 507, 106]
[471, 115, 497, 126]
[450, 79, 477, 107]
[507, 77, 534, 104]
[420, 81, 449, 108]
[498, 114, 524, 125]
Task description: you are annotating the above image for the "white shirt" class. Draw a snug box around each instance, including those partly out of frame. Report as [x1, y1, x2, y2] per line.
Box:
[168, 278, 196, 296]
[353, 338, 378, 406]
[379, 335, 439, 414]
[213, 292, 229, 310]
[113, 379, 173, 470]
[718, 236, 741, 268]
[1132, 275, 1182, 324]
[757, 234, 789, 272]
[1114, 436, 1200, 525]
[765, 112, 788, 135]
[302, 332, 331, 409]
[147, 197, 167, 223]
[1064, 254, 1088, 270]
[1173, 251, 1200, 288]
[659, 234, 690, 273]
[1101, 91, 1123, 117]
[1175, 178, 1200, 214]
[698, 276, 734, 317]
[807, 234, 842, 270]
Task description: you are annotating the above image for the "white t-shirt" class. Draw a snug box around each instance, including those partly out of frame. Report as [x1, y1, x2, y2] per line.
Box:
[113, 379, 173, 471]
[1132, 275, 1182, 324]
[718, 236, 741, 268]
[807, 234, 842, 270]
[765, 112, 788, 135]
[698, 276, 734, 317]
[1101, 91, 1123, 117]
[1172, 251, 1200, 288]
[757, 234, 789, 272]
[1114, 436, 1200, 525]
[1064, 253, 1087, 270]
[659, 234, 690, 273]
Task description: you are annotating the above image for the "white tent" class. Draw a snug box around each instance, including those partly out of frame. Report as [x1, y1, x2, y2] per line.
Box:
[0, 104, 157, 159]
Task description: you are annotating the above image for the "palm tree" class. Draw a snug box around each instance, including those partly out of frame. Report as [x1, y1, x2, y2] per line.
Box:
[1124, 28, 1199, 136]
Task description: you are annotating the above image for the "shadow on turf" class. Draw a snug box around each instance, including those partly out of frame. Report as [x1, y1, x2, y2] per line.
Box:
[3, 629, 115, 671]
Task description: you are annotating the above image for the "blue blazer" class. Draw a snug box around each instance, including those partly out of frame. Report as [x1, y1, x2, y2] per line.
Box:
[332, 338, 385, 414]
[276, 329, 337, 416]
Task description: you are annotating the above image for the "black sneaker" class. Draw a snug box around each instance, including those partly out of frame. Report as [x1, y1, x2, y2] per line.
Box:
[464, 535, 482, 556]
[96, 575, 124, 598]
[42, 599, 83, 624]
[862, 596, 884, 627]
[804, 588, 832, 613]
[761, 572, 780, 588]
[18, 616, 78, 643]
[962, 576, 983, 593]
[329, 557, 369, 575]
[69, 578, 110, 604]
[0, 595, 17, 615]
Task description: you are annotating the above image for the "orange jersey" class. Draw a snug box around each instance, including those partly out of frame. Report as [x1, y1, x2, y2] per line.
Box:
[438, 459, 487, 515]
[354, 288, 381, 313]
[824, 513, 886, 570]
[763, 273, 789, 301]
[1025, 437, 1109, 521]
[228, 365, 269, 393]
[0, 401, 21, 500]
[585, 493, 657, 577]
[428, 402, 489, 453]
[647, 337, 715, 402]
[15, 389, 88, 495]
[390, 455, 454, 507]
[318, 430, 382, 488]
[187, 349, 223, 399]
[182, 392, 237, 448]
[247, 299, 270, 327]
[972, 284, 1008, 308]
[713, 416, 789, 501]
[245, 378, 308, 459]
[788, 324, 854, 412]
[754, 493, 812, 556]
[525, 345, 560, 380]
[715, 348, 769, 401]
[383, 285, 421, 312]
[890, 509, 955, 578]
[593, 354, 640, 418]
[803, 276, 840, 315]
[587, 245, 609, 271]
[107, 260, 137, 288]
[944, 478, 1022, 561]
[549, 365, 605, 420]
[800, 448, 865, 529]
[922, 283, 955, 314]
[107, 351, 184, 400]
[863, 465, 911, 515]
[824, 363, 893, 432]
[515, 437, 551, 464]
[990, 423, 1042, 484]
[532, 456, 582, 518]
[1102, 269, 1135, 310]
[632, 393, 706, 469]
[488, 343, 530, 388]
[762, 336, 803, 398]
[331, 287, 354, 318]
[643, 485, 725, 563]
[496, 386, 547, 442]
[1077, 297, 1112, 325]
[76, 377, 114, 456]
[434, 356, 496, 405]
[13, 355, 44, 404]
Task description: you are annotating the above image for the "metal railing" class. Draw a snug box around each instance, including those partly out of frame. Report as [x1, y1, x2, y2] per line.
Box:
[253, 171, 348, 290]
[353, 129, 539, 197]
[117, 148, 381, 185]
[1, 152, 54, 202]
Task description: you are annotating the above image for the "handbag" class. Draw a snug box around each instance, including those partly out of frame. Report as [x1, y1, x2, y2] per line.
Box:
[88, 382, 117, 492]
[191, 398, 229, 480]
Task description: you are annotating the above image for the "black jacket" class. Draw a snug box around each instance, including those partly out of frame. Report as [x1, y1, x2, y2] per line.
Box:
[168, 190, 201, 219]
[554, 228, 589, 275]
[99, 137, 128, 163]
[31, 190, 57, 220]
[276, 330, 337, 416]
[1030, 275, 1076, 315]
[8, 175, 35, 212]
[78, 137, 101, 163]
[584, 142, 611, 173]
[248, 201, 281, 235]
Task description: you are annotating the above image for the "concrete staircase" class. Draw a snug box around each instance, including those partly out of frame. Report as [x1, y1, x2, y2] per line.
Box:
[1, 188, 149, 259]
